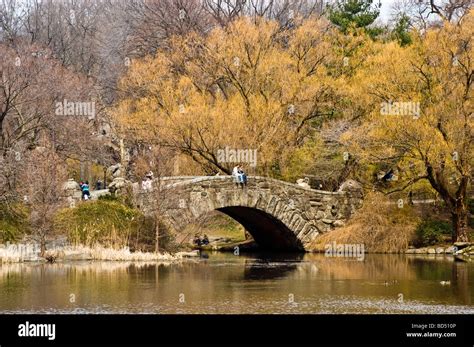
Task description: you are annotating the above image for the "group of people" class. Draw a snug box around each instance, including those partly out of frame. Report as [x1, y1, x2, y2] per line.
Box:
[232, 165, 247, 187]
[78, 166, 246, 201]
[193, 234, 209, 247]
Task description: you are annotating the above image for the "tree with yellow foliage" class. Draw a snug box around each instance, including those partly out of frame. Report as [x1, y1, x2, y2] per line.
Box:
[114, 9, 472, 242]
[114, 17, 351, 178]
[343, 11, 473, 242]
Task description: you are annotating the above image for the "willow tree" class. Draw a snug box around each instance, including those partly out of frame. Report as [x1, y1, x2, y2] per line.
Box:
[343, 11, 473, 242]
[114, 17, 347, 178]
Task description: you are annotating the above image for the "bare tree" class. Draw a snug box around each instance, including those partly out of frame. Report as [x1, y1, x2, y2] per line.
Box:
[390, 0, 472, 30]
[0, 0, 26, 43]
[19, 145, 67, 255]
[121, 0, 213, 57]
[0, 42, 64, 155]
[203, 0, 325, 26]
[21, 0, 109, 75]
[1, 39, 111, 199]
[132, 143, 179, 253]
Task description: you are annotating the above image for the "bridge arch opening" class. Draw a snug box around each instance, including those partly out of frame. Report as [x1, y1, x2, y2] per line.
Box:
[215, 206, 304, 251]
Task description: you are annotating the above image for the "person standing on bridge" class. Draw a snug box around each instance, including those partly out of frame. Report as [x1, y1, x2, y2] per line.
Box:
[238, 165, 247, 187]
[232, 165, 240, 187]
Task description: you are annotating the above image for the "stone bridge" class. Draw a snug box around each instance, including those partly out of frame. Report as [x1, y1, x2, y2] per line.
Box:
[131, 176, 363, 251]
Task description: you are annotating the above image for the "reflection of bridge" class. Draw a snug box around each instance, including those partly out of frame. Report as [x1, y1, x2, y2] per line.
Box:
[132, 176, 363, 251]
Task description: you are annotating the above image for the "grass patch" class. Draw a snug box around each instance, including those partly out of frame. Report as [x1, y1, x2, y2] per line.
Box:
[97, 194, 120, 202]
[54, 200, 154, 250]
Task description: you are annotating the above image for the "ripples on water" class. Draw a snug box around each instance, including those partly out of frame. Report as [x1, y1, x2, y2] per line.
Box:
[0, 253, 472, 314]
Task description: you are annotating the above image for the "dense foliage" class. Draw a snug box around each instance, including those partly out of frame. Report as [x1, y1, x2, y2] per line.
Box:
[0, 0, 472, 248]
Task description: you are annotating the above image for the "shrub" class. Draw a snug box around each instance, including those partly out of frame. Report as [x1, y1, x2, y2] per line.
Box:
[98, 191, 135, 208]
[54, 200, 178, 252]
[55, 200, 148, 250]
[0, 203, 30, 243]
[412, 220, 452, 247]
[98, 194, 119, 202]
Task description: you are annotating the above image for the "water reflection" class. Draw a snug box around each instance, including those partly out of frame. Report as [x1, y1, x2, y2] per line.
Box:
[0, 253, 472, 314]
[243, 252, 304, 280]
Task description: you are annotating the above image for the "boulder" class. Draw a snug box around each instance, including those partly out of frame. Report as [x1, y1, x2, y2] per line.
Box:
[63, 179, 80, 195]
[296, 178, 310, 189]
[107, 163, 123, 178]
[454, 246, 474, 255]
[338, 179, 363, 192]
[454, 242, 472, 250]
[108, 177, 131, 195]
[445, 246, 457, 254]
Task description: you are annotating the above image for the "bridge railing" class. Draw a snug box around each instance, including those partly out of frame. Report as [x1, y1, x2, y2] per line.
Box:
[133, 175, 345, 195]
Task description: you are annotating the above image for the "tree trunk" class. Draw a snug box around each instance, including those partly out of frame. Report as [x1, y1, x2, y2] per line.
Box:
[40, 237, 46, 257]
[451, 199, 469, 243]
[155, 219, 159, 253]
[425, 163, 470, 243]
[80, 160, 85, 180]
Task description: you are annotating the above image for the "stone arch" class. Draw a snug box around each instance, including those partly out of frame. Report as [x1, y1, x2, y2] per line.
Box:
[216, 206, 304, 250]
[132, 176, 363, 251]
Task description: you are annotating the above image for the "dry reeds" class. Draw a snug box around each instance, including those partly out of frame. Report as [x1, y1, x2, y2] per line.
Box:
[64, 245, 178, 261]
[310, 192, 420, 253]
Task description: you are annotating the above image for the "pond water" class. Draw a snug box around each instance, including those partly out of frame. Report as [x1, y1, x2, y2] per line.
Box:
[0, 252, 473, 314]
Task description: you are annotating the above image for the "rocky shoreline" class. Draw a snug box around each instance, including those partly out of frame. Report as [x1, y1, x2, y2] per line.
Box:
[404, 243, 474, 257]
[2, 239, 473, 263]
